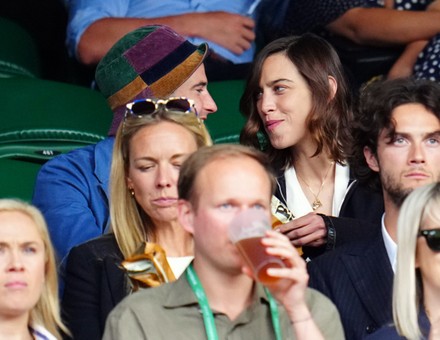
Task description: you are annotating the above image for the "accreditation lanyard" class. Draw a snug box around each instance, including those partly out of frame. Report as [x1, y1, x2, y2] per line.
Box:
[185, 264, 282, 340]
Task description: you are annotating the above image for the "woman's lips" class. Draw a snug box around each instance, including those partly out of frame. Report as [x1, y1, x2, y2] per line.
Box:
[265, 120, 283, 132]
[152, 197, 178, 207]
[5, 281, 27, 289]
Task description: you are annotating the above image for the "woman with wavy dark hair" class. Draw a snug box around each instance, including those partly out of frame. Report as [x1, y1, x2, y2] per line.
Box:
[240, 33, 383, 255]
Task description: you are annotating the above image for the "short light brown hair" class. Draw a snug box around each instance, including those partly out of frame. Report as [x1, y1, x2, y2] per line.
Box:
[178, 144, 276, 210]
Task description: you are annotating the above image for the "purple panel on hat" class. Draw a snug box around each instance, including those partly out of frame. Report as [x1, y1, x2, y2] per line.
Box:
[124, 26, 185, 74]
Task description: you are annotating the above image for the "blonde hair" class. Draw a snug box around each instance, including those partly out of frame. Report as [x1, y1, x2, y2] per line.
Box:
[393, 182, 440, 339]
[110, 108, 212, 258]
[0, 199, 69, 338]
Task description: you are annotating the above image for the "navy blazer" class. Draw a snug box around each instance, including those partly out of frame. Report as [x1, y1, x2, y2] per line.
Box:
[61, 233, 128, 340]
[307, 226, 394, 339]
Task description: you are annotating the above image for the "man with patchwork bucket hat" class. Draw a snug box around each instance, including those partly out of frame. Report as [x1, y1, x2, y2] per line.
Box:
[32, 25, 217, 267]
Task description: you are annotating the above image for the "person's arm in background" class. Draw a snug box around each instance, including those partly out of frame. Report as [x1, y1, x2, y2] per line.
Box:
[387, 40, 428, 79]
[76, 13, 255, 66]
[386, 0, 440, 79]
[327, 7, 440, 46]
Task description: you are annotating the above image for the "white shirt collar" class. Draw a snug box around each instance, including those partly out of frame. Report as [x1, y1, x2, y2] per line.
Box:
[381, 213, 397, 273]
[284, 163, 350, 217]
[167, 256, 194, 279]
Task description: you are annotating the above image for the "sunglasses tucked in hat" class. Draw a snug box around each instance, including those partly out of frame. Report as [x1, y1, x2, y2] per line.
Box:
[95, 25, 208, 136]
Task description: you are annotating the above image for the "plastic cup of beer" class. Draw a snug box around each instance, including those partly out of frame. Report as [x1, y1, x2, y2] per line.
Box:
[229, 209, 286, 285]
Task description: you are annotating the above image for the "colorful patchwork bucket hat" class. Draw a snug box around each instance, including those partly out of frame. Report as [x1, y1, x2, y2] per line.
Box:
[95, 25, 208, 136]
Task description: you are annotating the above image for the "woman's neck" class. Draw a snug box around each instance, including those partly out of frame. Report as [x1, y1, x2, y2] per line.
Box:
[153, 220, 193, 257]
[423, 285, 440, 330]
[292, 147, 334, 176]
[0, 313, 32, 340]
[292, 150, 336, 215]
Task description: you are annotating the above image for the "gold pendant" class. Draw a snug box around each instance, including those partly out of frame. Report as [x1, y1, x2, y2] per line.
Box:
[312, 198, 322, 211]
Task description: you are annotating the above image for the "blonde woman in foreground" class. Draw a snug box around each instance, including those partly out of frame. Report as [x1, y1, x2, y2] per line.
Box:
[0, 199, 68, 339]
[367, 182, 440, 340]
[62, 102, 212, 340]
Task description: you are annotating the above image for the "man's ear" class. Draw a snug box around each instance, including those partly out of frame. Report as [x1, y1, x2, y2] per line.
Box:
[363, 146, 380, 172]
[178, 199, 195, 235]
[328, 75, 338, 101]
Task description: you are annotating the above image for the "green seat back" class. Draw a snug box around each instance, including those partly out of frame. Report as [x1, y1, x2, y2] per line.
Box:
[205, 79, 246, 144]
[0, 17, 41, 78]
[0, 158, 41, 202]
[0, 77, 113, 162]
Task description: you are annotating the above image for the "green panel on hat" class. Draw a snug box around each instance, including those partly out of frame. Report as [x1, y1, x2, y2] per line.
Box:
[97, 55, 140, 100]
[95, 25, 158, 98]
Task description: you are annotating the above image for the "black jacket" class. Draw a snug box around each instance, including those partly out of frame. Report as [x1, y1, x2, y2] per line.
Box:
[61, 234, 128, 340]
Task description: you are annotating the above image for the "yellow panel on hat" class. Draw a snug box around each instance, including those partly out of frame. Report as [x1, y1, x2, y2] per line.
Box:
[149, 51, 202, 98]
[108, 76, 148, 111]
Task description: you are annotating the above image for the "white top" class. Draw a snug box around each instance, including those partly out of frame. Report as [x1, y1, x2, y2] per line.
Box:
[167, 256, 194, 278]
[284, 163, 350, 217]
[381, 213, 397, 273]
[30, 324, 57, 340]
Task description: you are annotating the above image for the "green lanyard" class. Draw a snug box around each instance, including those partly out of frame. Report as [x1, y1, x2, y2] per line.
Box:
[185, 264, 282, 340]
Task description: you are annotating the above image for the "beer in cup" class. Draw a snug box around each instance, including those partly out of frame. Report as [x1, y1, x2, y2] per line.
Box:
[229, 209, 286, 285]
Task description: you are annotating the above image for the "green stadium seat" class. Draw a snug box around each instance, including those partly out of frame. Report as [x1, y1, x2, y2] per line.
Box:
[0, 77, 113, 163]
[0, 17, 41, 78]
[0, 158, 41, 202]
[205, 79, 246, 144]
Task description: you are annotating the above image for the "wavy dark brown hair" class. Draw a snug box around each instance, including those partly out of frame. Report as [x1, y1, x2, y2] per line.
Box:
[349, 78, 440, 190]
[240, 33, 353, 170]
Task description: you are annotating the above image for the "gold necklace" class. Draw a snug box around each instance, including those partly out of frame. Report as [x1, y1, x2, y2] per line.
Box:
[296, 162, 335, 211]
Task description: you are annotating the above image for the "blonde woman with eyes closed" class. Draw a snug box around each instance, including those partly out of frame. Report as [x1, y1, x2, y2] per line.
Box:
[0, 199, 68, 340]
[61, 103, 212, 340]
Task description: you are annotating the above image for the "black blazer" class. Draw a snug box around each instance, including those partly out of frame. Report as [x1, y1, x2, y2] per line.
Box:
[61, 234, 128, 340]
[307, 226, 394, 339]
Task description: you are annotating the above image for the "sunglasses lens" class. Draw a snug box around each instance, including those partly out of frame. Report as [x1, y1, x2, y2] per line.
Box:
[426, 230, 440, 251]
[165, 98, 191, 112]
[131, 101, 157, 116]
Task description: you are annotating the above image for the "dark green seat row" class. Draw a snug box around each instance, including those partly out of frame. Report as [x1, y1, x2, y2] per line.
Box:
[0, 17, 41, 78]
[0, 77, 113, 163]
